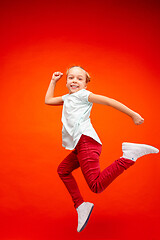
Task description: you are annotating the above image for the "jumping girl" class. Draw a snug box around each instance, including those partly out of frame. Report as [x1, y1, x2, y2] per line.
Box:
[45, 66, 159, 232]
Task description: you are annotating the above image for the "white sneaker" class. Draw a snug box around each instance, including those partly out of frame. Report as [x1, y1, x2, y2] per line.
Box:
[122, 142, 159, 161]
[76, 202, 94, 232]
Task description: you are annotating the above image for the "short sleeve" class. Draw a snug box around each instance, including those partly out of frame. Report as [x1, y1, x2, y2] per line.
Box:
[77, 89, 92, 102]
[62, 94, 69, 102]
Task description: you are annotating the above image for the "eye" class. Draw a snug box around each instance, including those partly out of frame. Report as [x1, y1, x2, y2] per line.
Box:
[79, 78, 82, 80]
[69, 76, 73, 79]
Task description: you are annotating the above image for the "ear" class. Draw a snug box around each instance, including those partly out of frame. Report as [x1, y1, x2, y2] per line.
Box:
[84, 83, 88, 89]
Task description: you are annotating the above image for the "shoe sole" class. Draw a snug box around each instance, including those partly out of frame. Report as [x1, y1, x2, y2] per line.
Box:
[78, 204, 94, 232]
[122, 142, 159, 154]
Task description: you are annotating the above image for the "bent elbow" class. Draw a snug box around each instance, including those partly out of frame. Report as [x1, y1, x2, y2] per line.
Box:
[45, 98, 50, 105]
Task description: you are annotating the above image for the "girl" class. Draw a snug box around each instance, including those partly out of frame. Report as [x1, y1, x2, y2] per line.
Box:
[45, 66, 159, 232]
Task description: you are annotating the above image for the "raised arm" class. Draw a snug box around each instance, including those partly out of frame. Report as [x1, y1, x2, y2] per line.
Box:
[88, 93, 144, 125]
[45, 72, 64, 106]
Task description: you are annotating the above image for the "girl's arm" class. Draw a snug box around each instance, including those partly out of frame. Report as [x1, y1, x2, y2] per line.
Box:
[45, 72, 64, 106]
[88, 93, 144, 125]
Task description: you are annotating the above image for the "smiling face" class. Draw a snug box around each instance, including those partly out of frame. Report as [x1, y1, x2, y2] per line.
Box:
[66, 67, 88, 94]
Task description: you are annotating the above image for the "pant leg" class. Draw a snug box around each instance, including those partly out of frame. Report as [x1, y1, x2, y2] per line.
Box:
[76, 135, 135, 193]
[57, 149, 84, 208]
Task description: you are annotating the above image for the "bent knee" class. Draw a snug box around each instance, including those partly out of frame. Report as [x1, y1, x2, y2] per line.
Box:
[90, 184, 103, 194]
[89, 182, 104, 193]
[57, 163, 70, 177]
[57, 164, 64, 177]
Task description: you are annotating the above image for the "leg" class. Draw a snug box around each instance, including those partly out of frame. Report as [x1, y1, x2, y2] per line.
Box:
[57, 150, 84, 208]
[76, 135, 134, 193]
[57, 150, 91, 232]
[75, 136, 159, 232]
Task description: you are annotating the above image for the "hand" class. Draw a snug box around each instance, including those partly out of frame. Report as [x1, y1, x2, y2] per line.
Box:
[132, 112, 144, 125]
[51, 71, 63, 82]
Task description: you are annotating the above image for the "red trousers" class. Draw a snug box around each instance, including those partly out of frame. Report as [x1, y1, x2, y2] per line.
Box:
[57, 135, 135, 209]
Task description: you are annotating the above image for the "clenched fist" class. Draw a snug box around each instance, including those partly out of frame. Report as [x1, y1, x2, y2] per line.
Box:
[132, 113, 144, 125]
[51, 72, 63, 82]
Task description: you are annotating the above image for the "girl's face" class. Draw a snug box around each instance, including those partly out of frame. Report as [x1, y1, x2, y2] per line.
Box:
[66, 67, 87, 94]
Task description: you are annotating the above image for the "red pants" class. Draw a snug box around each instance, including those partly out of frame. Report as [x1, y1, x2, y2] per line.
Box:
[57, 135, 134, 209]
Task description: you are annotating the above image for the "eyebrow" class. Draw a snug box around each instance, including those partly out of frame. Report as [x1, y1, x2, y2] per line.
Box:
[68, 74, 84, 77]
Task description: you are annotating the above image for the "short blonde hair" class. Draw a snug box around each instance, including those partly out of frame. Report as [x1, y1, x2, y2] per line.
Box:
[66, 65, 91, 83]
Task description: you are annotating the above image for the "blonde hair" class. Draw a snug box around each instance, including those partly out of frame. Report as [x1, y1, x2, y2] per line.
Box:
[66, 65, 91, 83]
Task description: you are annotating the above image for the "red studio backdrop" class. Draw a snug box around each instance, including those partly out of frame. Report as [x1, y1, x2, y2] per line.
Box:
[0, 0, 160, 239]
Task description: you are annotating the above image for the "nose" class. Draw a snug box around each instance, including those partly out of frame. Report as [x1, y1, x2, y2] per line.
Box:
[72, 78, 77, 83]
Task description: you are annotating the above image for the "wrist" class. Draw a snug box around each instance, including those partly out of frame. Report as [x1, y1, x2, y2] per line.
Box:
[129, 110, 136, 118]
[130, 111, 138, 118]
[51, 79, 56, 84]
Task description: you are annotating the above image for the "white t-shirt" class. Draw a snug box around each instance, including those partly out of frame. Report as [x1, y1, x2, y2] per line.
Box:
[61, 89, 102, 150]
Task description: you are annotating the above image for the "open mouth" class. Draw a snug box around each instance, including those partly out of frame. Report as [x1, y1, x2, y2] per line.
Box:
[70, 85, 79, 89]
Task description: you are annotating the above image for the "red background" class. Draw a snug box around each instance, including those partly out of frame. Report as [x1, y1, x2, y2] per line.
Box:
[0, 0, 160, 239]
